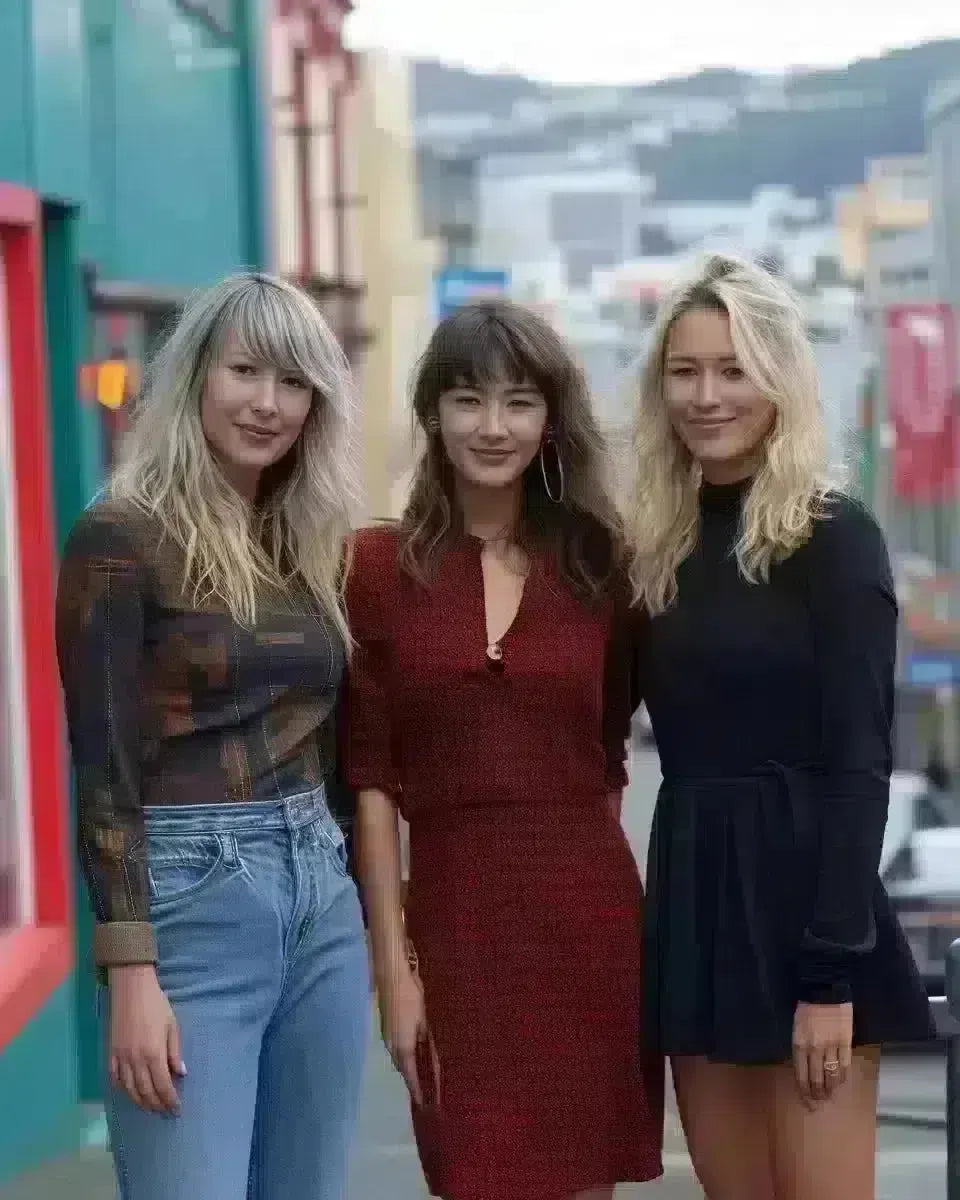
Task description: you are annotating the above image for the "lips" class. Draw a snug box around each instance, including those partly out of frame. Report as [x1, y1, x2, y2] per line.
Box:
[471, 448, 512, 460]
[237, 425, 277, 441]
[688, 419, 734, 432]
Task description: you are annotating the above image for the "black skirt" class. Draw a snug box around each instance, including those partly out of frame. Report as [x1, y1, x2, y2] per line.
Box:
[644, 762, 936, 1065]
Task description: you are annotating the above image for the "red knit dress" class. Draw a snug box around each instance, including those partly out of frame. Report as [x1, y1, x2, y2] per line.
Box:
[343, 526, 664, 1200]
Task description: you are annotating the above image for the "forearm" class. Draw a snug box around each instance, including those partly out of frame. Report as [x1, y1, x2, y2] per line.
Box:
[356, 787, 408, 995]
[606, 790, 623, 821]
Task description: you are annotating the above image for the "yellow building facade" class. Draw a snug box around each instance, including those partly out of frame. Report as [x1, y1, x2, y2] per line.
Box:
[354, 50, 442, 520]
[835, 155, 930, 280]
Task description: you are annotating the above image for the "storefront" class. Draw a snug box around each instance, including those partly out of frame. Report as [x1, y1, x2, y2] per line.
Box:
[0, 184, 75, 1175]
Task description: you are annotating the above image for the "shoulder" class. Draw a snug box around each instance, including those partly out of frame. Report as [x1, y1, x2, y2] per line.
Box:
[344, 524, 404, 617]
[803, 491, 893, 591]
[348, 523, 403, 573]
[63, 499, 155, 567]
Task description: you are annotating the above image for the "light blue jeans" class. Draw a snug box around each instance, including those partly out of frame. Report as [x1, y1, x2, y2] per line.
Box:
[102, 786, 370, 1200]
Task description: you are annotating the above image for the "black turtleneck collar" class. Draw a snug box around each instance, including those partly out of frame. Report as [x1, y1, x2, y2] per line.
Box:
[699, 476, 752, 514]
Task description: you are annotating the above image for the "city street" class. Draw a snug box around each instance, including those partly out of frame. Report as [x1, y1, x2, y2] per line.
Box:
[0, 744, 952, 1199]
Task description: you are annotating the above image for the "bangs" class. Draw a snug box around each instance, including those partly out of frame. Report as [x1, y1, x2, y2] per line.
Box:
[425, 305, 565, 397]
[214, 278, 338, 392]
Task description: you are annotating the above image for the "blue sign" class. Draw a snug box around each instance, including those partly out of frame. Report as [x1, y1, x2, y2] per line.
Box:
[434, 268, 510, 322]
[904, 653, 960, 689]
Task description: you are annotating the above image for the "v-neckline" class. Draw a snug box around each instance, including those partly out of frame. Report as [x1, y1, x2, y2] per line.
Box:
[469, 536, 533, 660]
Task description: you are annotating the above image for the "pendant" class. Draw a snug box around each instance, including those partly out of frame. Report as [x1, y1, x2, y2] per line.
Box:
[486, 642, 504, 671]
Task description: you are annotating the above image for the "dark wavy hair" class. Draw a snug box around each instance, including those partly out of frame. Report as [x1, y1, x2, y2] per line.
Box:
[397, 299, 623, 602]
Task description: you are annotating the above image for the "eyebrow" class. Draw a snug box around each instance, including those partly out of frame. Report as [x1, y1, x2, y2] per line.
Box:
[666, 353, 738, 363]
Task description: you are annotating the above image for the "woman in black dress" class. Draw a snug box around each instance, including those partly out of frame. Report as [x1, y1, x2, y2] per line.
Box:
[624, 252, 934, 1200]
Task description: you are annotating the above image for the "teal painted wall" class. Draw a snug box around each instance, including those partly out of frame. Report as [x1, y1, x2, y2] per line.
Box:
[31, 0, 89, 204]
[86, 0, 264, 285]
[0, 984, 80, 1181]
[0, 1, 32, 185]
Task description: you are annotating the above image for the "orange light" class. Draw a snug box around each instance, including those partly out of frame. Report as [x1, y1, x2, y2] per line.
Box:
[97, 361, 128, 410]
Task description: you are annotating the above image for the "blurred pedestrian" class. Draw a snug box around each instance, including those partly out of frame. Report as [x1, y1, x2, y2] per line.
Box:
[623, 252, 935, 1200]
[56, 273, 369, 1200]
[342, 300, 664, 1200]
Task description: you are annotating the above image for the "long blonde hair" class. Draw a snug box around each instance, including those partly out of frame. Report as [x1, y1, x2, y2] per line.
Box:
[110, 272, 358, 642]
[625, 252, 841, 614]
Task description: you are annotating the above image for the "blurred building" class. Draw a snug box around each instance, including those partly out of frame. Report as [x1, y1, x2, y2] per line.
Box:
[834, 155, 930, 281]
[270, 0, 370, 367]
[928, 79, 960, 330]
[355, 51, 442, 519]
[0, 0, 271, 1183]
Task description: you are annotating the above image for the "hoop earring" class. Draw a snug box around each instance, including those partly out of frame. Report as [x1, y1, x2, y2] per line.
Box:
[539, 439, 564, 504]
[425, 415, 440, 434]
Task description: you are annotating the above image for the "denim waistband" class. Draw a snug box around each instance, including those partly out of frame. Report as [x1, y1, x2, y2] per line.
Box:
[142, 784, 330, 835]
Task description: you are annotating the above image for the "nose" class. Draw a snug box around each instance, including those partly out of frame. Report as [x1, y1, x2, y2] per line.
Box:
[693, 367, 722, 411]
[250, 375, 279, 415]
[478, 400, 507, 438]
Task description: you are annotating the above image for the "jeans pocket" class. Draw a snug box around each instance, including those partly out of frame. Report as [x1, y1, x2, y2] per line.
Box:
[311, 812, 349, 879]
[144, 833, 231, 909]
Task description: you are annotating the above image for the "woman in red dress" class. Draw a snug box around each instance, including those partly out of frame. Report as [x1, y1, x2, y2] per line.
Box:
[343, 300, 664, 1200]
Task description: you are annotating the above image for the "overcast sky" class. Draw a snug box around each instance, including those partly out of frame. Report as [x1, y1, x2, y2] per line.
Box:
[345, 1, 960, 85]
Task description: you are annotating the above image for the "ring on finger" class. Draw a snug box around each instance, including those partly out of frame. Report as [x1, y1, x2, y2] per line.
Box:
[824, 1059, 840, 1074]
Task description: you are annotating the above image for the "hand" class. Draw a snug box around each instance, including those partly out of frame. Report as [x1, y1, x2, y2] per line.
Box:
[108, 965, 186, 1115]
[791, 1000, 853, 1110]
[379, 960, 441, 1108]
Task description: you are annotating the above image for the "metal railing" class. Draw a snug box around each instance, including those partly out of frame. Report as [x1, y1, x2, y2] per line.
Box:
[942, 939, 960, 1200]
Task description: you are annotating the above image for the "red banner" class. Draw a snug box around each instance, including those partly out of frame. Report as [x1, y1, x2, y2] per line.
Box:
[885, 303, 960, 502]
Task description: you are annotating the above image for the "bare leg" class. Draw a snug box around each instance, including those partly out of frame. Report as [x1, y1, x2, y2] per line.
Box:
[671, 1055, 776, 1200]
[771, 1046, 880, 1200]
[571, 1189, 615, 1200]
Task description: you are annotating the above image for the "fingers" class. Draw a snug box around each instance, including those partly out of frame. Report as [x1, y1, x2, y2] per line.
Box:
[837, 1041, 853, 1088]
[396, 1046, 423, 1107]
[792, 1043, 816, 1111]
[117, 1060, 144, 1110]
[167, 1022, 188, 1079]
[113, 1049, 182, 1115]
[427, 1028, 442, 1109]
[807, 1049, 826, 1107]
[148, 1052, 182, 1115]
[823, 1043, 849, 1096]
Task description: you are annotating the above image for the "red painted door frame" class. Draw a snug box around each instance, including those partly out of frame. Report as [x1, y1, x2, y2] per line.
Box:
[0, 182, 72, 1048]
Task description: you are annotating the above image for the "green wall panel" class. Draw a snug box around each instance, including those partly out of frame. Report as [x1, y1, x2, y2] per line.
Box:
[88, 0, 254, 288]
[0, 983, 79, 1181]
[0, 0, 32, 185]
[31, 0, 88, 203]
[44, 204, 102, 540]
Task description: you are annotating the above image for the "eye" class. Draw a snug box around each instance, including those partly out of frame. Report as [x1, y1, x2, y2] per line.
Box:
[229, 362, 257, 377]
[453, 392, 481, 405]
[282, 375, 309, 390]
[723, 366, 746, 381]
[668, 365, 695, 378]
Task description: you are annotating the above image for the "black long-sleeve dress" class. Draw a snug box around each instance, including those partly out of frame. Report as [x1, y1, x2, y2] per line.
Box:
[637, 480, 935, 1064]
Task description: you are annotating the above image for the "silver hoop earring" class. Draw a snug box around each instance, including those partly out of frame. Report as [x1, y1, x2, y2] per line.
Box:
[539, 439, 564, 503]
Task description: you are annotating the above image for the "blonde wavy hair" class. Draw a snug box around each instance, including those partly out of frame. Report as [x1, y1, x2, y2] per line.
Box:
[625, 252, 841, 614]
[110, 272, 358, 642]
[399, 299, 624, 602]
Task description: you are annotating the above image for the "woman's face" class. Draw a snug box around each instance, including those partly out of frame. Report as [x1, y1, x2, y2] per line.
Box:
[437, 376, 549, 492]
[201, 329, 314, 498]
[664, 307, 775, 484]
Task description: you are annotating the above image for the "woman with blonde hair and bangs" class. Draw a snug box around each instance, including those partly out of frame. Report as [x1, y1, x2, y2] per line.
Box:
[56, 272, 370, 1200]
[624, 252, 933, 1200]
